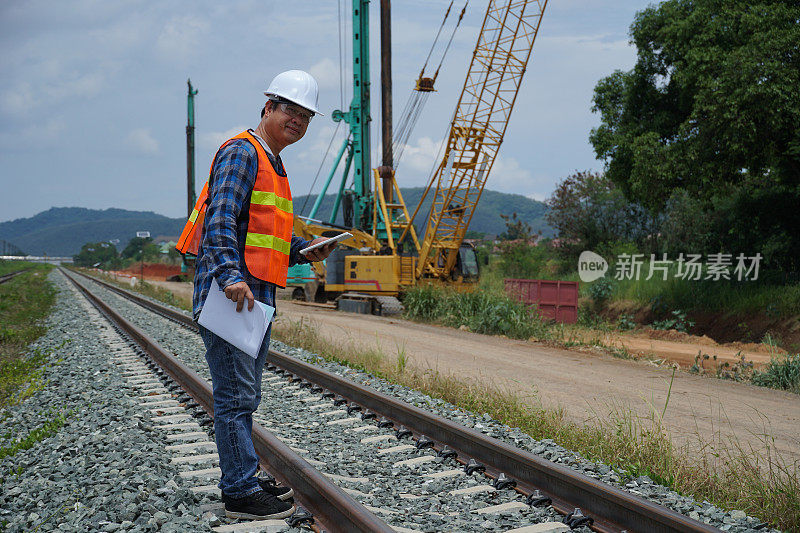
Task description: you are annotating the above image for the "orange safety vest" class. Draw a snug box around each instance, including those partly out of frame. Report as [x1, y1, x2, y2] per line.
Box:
[176, 131, 294, 287]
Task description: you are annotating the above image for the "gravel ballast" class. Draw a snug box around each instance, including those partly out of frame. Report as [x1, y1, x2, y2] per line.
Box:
[0, 271, 215, 532]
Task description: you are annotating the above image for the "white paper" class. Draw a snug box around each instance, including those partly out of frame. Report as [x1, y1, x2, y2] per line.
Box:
[198, 278, 275, 358]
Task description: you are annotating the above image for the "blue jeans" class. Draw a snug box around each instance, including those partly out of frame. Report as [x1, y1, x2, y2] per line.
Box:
[199, 323, 271, 498]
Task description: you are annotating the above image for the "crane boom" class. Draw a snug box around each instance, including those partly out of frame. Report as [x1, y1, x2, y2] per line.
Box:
[415, 0, 548, 279]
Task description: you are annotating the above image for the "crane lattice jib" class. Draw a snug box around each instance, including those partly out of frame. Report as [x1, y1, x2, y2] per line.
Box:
[416, 0, 547, 279]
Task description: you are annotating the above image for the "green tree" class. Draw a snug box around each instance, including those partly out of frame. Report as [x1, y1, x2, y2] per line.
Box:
[591, 0, 800, 206]
[590, 0, 800, 270]
[165, 245, 182, 265]
[121, 237, 154, 261]
[496, 213, 553, 278]
[546, 171, 659, 261]
[661, 186, 800, 273]
[73, 242, 119, 268]
[498, 213, 533, 241]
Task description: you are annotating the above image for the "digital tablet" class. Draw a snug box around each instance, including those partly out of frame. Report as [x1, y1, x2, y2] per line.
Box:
[299, 232, 353, 256]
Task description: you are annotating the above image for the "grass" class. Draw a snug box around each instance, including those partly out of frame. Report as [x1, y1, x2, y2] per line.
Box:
[273, 316, 800, 531]
[402, 284, 552, 340]
[134, 280, 190, 310]
[90, 259, 800, 398]
[752, 354, 800, 394]
[608, 272, 800, 318]
[0, 260, 35, 277]
[77, 268, 192, 311]
[486, 247, 800, 323]
[0, 347, 51, 408]
[72, 261, 799, 526]
[0, 407, 69, 461]
[0, 262, 57, 407]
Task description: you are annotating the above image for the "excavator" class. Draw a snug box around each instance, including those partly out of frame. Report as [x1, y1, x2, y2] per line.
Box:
[289, 0, 548, 315]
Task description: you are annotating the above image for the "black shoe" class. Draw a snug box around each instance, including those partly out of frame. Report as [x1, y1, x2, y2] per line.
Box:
[222, 489, 295, 520]
[257, 477, 294, 501]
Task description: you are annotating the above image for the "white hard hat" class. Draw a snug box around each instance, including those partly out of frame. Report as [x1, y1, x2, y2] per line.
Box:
[264, 70, 324, 116]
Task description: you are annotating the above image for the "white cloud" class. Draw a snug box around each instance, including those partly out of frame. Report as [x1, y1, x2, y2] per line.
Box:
[0, 0, 655, 221]
[308, 58, 339, 91]
[1, 83, 36, 114]
[390, 138, 535, 197]
[199, 126, 249, 152]
[299, 124, 341, 156]
[395, 136, 445, 178]
[538, 33, 630, 55]
[156, 15, 209, 62]
[527, 192, 548, 202]
[38, 118, 66, 140]
[0, 118, 65, 148]
[127, 128, 159, 154]
[1, 70, 109, 116]
[50, 71, 106, 100]
[488, 155, 533, 191]
[88, 16, 149, 53]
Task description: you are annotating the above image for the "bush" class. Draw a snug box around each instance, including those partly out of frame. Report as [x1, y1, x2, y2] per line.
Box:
[651, 309, 694, 333]
[595, 240, 640, 267]
[617, 313, 636, 331]
[588, 277, 614, 304]
[401, 285, 440, 320]
[403, 285, 549, 339]
[752, 354, 800, 393]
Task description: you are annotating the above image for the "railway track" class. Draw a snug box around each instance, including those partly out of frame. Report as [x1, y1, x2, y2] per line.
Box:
[63, 268, 723, 533]
[0, 268, 31, 284]
[62, 268, 390, 533]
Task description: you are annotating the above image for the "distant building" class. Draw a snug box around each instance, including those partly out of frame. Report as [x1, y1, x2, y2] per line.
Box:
[153, 235, 179, 244]
[158, 241, 178, 254]
[492, 235, 540, 253]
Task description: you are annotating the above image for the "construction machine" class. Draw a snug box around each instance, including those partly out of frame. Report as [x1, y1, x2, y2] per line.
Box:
[292, 0, 549, 314]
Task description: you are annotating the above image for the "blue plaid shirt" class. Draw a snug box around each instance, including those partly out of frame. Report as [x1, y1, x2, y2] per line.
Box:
[192, 135, 311, 319]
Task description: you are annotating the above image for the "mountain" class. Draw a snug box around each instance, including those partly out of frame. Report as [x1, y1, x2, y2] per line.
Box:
[0, 207, 185, 256]
[293, 187, 552, 239]
[1, 190, 551, 256]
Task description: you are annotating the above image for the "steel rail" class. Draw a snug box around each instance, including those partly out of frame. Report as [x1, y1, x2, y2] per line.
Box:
[68, 269, 721, 533]
[61, 269, 394, 533]
[0, 268, 31, 284]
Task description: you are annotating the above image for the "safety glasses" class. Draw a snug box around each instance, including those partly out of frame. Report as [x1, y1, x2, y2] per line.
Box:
[277, 101, 314, 123]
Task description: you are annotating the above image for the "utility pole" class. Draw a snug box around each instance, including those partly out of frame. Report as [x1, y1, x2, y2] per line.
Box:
[136, 231, 150, 284]
[186, 79, 198, 219]
[379, 0, 393, 204]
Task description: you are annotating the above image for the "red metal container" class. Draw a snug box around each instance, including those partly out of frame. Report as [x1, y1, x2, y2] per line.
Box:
[504, 278, 579, 324]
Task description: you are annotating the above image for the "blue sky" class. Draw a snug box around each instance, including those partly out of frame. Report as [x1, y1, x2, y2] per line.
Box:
[0, 0, 655, 222]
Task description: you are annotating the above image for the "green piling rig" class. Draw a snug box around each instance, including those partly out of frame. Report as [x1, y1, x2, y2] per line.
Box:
[309, 0, 372, 231]
[186, 79, 198, 219]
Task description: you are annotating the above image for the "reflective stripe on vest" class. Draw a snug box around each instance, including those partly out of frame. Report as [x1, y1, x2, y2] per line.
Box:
[244, 233, 291, 255]
[250, 191, 293, 214]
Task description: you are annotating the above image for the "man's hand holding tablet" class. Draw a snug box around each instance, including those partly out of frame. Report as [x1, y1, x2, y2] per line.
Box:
[300, 232, 352, 262]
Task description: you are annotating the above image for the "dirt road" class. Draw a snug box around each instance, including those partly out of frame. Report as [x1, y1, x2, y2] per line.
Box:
[600, 331, 777, 368]
[277, 301, 800, 468]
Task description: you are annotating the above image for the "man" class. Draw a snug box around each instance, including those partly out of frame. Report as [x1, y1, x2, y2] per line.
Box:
[181, 70, 337, 520]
